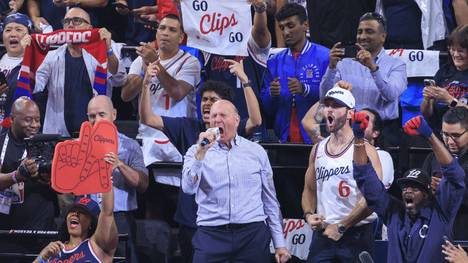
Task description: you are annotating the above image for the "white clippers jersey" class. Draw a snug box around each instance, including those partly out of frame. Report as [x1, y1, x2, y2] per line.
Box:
[315, 136, 376, 225]
[131, 49, 200, 186]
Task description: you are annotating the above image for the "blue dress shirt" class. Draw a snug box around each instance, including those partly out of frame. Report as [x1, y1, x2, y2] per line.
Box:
[320, 48, 407, 120]
[182, 134, 286, 248]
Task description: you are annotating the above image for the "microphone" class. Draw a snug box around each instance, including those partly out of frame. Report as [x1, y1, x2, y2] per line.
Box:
[200, 127, 220, 146]
[358, 251, 374, 263]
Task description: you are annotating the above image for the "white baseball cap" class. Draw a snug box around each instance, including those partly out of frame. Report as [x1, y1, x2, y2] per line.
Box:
[322, 85, 355, 108]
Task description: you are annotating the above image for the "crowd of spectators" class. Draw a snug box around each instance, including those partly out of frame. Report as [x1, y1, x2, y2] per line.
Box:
[0, 0, 467, 262]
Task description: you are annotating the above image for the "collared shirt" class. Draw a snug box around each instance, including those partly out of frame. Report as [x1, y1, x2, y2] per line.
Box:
[182, 134, 285, 248]
[320, 48, 407, 120]
[112, 132, 148, 212]
[162, 116, 247, 228]
[354, 159, 465, 263]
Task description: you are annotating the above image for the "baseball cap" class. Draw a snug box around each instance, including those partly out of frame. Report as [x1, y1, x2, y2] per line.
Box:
[2, 13, 33, 33]
[397, 168, 431, 194]
[68, 196, 100, 220]
[322, 85, 355, 108]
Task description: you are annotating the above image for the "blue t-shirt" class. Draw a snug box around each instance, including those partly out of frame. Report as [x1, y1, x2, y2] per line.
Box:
[64, 49, 93, 136]
[162, 116, 247, 227]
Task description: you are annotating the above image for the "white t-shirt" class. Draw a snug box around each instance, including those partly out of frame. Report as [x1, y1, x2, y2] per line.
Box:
[315, 137, 377, 225]
[130, 49, 201, 186]
[377, 148, 395, 189]
[0, 54, 22, 77]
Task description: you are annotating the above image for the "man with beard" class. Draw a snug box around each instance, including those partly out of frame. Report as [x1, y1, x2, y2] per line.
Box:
[302, 86, 382, 262]
[353, 115, 465, 262]
[422, 106, 468, 240]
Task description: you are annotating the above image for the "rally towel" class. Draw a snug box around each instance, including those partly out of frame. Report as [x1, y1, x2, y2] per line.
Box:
[2, 29, 108, 127]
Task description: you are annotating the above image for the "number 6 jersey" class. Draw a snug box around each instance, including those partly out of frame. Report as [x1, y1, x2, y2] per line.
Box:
[314, 136, 376, 225]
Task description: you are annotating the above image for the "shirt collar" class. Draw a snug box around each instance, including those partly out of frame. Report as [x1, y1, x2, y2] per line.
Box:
[287, 40, 312, 57]
[216, 134, 241, 149]
[374, 48, 385, 62]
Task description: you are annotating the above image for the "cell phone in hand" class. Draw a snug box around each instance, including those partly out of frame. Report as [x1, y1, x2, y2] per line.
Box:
[338, 42, 359, 58]
[423, 79, 436, 87]
[0, 72, 7, 86]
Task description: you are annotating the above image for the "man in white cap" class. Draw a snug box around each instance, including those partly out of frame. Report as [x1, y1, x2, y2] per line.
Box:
[301, 85, 383, 262]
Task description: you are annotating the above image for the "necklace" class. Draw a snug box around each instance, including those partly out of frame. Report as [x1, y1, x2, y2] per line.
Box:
[327, 135, 355, 156]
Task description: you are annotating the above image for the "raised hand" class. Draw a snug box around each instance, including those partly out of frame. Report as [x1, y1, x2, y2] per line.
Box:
[136, 42, 158, 65]
[225, 59, 249, 84]
[329, 42, 344, 69]
[351, 111, 369, 139]
[403, 116, 433, 138]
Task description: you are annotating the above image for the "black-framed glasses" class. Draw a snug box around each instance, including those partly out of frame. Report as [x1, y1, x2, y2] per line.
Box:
[359, 12, 386, 30]
[62, 17, 90, 26]
[441, 129, 468, 140]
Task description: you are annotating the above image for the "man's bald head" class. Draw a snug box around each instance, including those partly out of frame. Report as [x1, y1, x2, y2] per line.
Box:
[211, 100, 239, 117]
[11, 96, 39, 117]
[11, 96, 40, 139]
[209, 100, 240, 145]
[87, 95, 116, 126]
[64, 7, 92, 30]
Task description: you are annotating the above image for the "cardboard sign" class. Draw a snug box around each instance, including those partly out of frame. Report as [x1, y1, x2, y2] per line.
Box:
[51, 120, 118, 195]
[181, 0, 252, 56]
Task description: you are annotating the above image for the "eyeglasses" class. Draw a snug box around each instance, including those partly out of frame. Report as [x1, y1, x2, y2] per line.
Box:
[359, 12, 386, 31]
[62, 17, 90, 26]
[441, 129, 468, 140]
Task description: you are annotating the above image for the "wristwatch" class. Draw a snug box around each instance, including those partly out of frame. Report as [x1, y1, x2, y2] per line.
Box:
[242, 81, 252, 89]
[337, 223, 346, 234]
[449, 98, 459, 108]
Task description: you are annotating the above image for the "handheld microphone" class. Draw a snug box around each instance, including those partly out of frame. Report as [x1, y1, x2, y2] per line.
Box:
[358, 251, 374, 263]
[200, 127, 220, 146]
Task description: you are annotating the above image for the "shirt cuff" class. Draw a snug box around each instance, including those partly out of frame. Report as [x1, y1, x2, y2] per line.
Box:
[189, 159, 203, 183]
[272, 232, 286, 249]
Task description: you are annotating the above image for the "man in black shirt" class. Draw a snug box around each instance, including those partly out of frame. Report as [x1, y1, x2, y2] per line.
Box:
[422, 106, 468, 240]
[0, 97, 56, 261]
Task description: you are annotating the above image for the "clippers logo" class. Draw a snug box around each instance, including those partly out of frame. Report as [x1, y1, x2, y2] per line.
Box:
[407, 170, 421, 179]
[316, 165, 350, 182]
